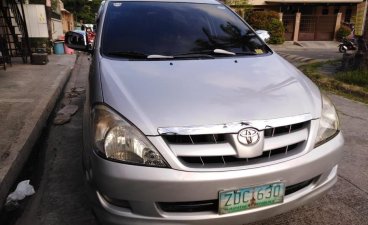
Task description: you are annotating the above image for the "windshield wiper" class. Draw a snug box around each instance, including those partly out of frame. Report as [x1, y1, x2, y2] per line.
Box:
[176, 49, 234, 57]
[175, 49, 257, 58]
[147, 54, 174, 59]
[105, 51, 148, 59]
[233, 52, 258, 55]
[107, 51, 175, 60]
[214, 49, 260, 56]
[213, 48, 236, 55]
[106, 49, 259, 60]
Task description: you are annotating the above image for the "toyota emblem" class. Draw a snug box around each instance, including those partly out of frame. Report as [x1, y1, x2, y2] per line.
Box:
[238, 128, 260, 145]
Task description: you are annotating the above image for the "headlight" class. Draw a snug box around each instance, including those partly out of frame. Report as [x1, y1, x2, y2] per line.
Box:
[92, 105, 168, 167]
[315, 93, 340, 147]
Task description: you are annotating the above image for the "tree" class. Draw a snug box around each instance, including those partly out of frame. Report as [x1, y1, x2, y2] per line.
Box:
[63, 0, 102, 23]
[224, 0, 252, 19]
[246, 11, 285, 44]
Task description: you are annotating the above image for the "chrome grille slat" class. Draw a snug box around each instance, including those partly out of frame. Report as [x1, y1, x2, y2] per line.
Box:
[189, 135, 194, 144]
[179, 143, 301, 168]
[171, 143, 236, 157]
[212, 134, 217, 144]
[158, 114, 312, 135]
[199, 156, 204, 165]
[263, 128, 308, 151]
[221, 156, 226, 164]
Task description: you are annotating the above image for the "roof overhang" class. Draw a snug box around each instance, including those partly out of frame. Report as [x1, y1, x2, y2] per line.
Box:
[265, 0, 363, 3]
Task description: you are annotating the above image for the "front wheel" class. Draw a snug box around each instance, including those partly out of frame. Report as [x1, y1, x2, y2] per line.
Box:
[339, 45, 347, 53]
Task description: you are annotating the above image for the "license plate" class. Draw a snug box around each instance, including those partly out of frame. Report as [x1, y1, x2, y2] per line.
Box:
[218, 182, 285, 215]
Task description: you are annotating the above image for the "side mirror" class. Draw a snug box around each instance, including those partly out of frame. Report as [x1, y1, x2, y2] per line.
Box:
[255, 30, 270, 42]
[65, 31, 91, 52]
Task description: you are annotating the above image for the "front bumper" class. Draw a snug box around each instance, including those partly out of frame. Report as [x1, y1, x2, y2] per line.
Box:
[87, 132, 344, 225]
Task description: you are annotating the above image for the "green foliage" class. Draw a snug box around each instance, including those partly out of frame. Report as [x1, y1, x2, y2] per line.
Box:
[267, 19, 285, 44]
[246, 11, 284, 44]
[242, 7, 253, 21]
[336, 26, 351, 41]
[63, 0, 103, 24]
[245, 11, 279, 29]
[225, 0, 249, 5]
[31, 0, 103, 24]
[300, 62, 368, 104]
[335, 70, 368, 87]
[51, 0, 58, 12]
[225, 0, 253, 20]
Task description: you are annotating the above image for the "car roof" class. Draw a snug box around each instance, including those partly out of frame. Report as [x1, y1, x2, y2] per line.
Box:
[103, 0, 221, 4]
[96, 0, 222, 22]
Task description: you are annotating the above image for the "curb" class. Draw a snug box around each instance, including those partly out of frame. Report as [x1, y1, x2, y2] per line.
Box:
[277, 52, 327, 65]
[0, 61, 74, 211]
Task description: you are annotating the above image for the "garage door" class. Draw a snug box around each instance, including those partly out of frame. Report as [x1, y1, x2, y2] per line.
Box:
[299, 15, 337, 41]
[283, 15, 296, 41]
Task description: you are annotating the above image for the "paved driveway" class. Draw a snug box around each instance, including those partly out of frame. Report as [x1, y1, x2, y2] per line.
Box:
[250, 96, 368, 225]
[270, 41, 343, 63]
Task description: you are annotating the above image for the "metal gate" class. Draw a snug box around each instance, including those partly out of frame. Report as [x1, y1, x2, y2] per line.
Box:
[283, 15, 295, 41]
[299, 15, 337, 41]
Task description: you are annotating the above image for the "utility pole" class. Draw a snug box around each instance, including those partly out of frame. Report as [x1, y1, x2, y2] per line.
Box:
[363, 1, 368, 44]
[45, 0, 53, 53]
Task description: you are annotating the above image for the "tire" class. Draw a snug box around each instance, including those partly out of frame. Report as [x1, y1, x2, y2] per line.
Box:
[339, 45, 347, 53]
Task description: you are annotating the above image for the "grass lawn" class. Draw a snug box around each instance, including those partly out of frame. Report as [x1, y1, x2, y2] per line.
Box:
[299, 61, 368, 104]
[335, 69, 368, 87]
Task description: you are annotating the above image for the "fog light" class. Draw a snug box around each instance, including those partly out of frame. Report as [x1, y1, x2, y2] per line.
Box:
[101, 194, 131, 209]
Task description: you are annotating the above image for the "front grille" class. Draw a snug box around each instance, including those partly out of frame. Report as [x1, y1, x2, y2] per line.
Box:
[164, 134, 226, 144]
[158, 177, 316, 213]
[285, 177, 316, 195]
[179, 143, 300, 167]
[159, 200, 218, 213]
[162, 122, 308, 144]
[264, 122, 306, 137]
[161, 120, 310, 168]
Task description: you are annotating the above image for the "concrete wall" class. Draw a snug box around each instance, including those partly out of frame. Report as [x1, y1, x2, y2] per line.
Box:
[22, 4, 48, 38]
[51, 18, 63, 40]
[61, 11, 74, 33]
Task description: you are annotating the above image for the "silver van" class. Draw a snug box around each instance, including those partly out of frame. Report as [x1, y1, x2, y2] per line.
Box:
[65, 0, 344, 224]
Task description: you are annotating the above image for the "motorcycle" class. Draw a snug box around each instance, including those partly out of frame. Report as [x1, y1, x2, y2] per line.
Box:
[338, 37, 357, 53]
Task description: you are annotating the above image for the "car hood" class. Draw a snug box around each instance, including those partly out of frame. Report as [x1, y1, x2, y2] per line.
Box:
[99, 53, 321, 135]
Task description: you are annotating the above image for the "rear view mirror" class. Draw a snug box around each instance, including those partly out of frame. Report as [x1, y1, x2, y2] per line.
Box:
[65, 31, 90, 52]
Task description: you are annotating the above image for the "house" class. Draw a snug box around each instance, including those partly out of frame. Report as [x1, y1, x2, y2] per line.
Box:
[61, 8, 74, 33]
[229, 0, 366, 41]
[0, 0, 31, 63]
[51, 0, 75, 40]
[0, 0, 75, 64]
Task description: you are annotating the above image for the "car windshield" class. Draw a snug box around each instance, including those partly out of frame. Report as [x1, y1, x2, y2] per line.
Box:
[101, 1, 271, 59]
